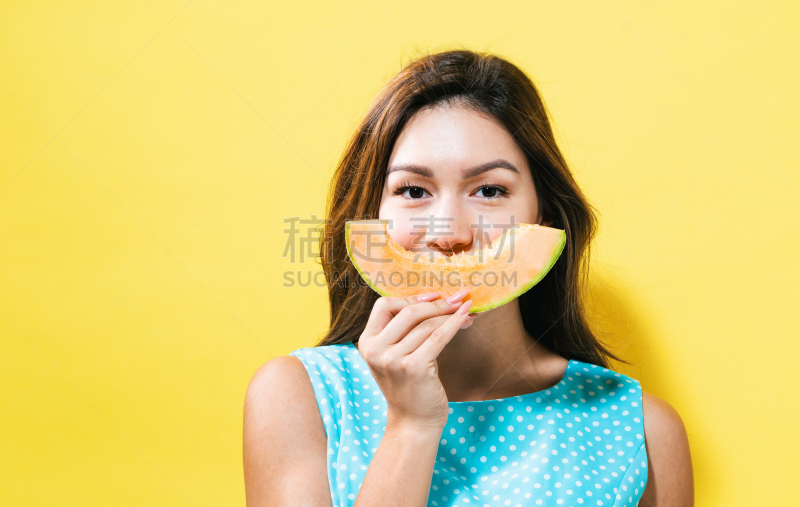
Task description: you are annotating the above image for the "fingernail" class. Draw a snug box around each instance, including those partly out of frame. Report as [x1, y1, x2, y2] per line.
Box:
[456, 300, 473, 315]
[446, 289, 469, 305]
[459, 319, 474, 329]
[416, 292, 440, 302]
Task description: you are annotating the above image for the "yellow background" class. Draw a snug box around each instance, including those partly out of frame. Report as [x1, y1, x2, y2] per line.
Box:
[1, 0, 798, 505]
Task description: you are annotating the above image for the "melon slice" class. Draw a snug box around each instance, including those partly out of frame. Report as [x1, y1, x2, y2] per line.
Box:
[345, 220, 566, 313]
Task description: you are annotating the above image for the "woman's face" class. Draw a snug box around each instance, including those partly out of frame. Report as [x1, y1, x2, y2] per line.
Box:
[379, 104, 546, 256]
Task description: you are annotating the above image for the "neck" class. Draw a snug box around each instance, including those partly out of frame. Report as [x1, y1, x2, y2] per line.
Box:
[435, 299, 567, 402]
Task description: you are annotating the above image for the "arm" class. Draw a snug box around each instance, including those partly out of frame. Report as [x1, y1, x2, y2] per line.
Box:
[353, 419, 443, 507]
[352, 294, 473, 507]
[640, 391, 694, 506]
[243, 355, 332, 507]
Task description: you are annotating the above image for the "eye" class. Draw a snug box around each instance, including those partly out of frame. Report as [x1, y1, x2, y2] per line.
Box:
[473, 185, 508, 199]
[394, 184, 430, 200]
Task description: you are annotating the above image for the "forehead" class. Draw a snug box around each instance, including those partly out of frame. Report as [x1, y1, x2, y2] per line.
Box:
[387, 104, 528, 174]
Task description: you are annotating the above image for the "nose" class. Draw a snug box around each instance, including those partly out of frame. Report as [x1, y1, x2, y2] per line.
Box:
[422, 202, 474, 256]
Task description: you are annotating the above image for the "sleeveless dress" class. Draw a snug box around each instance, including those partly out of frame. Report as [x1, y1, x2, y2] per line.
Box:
[290, 342, 648, 507]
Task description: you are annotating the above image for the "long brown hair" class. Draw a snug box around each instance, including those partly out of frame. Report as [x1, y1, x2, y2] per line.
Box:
[316, 49, 624, 368]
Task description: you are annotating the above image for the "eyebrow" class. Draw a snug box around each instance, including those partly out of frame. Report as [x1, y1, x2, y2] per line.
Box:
[386, 159, 520, 178]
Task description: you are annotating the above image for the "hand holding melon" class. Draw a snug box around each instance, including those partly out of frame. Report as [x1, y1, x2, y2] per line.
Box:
[356, 291, 473, 431]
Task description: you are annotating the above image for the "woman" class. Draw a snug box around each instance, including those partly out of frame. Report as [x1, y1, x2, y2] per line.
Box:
[244, 50, 693, 506]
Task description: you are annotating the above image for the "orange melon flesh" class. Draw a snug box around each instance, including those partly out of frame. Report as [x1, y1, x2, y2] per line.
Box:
[345, 220, 566, 313]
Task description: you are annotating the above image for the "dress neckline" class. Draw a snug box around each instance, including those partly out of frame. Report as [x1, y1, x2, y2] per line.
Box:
[345, 341, 574, 405]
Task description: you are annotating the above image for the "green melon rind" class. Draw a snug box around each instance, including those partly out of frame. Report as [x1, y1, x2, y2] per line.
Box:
[345, 221, 567, 314]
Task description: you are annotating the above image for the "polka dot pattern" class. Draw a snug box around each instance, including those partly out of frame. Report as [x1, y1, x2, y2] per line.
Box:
[290, 342, 648, 507]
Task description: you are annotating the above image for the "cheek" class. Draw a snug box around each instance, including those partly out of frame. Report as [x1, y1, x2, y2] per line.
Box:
[473, 208, 538, 243]
[385, 215, 420, 251]
[379, 202, 417, 250]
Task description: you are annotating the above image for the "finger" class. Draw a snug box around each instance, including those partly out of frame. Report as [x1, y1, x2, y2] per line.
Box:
[412, 300, 473, 361]
[360, 293, 440, 339]
[392, 313, 473, 356]
[378, 291, 469, 346]
[459, 316, 475, 329]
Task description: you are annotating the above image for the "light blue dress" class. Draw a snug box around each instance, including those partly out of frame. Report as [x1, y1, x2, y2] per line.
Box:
[290, 342, 648, 507]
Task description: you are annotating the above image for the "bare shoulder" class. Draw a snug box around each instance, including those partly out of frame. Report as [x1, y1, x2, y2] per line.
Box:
[245, 355, 317, 406]
[243, 355, 331, 507]
[243, 354, 326, 440]
[642, 391, 686, 435]
[640, 391, 694, 506]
